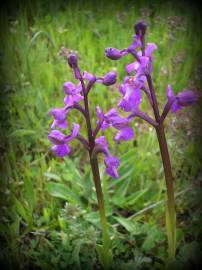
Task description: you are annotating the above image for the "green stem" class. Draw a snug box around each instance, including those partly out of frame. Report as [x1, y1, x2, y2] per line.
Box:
[156, 123, 176, 262]
[78, 73, 112, 268]
[90, 156, 110, 247]
[146, 74, 176, 261]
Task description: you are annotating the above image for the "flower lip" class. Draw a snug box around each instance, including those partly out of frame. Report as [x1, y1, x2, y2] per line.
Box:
[134, 21, 147, 36]
[67, 53, 78, 67]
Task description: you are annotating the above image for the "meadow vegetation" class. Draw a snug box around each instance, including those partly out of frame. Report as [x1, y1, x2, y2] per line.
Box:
[0, 1, 202, 269]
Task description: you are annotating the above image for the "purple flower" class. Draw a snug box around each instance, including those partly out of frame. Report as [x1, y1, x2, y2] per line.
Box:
[96, 107, 134, 141]
[105, 48, 127, 60]
[166, 85, 197, 113]
[126, 43, 157, 75]
[49, 107, 69, 129]
[118, 77, 143, 112]
[63, 81, 83, 106]
[95, 136, 120, 178]
[48, 124, 80, 157]
[104, 156, 120, 179]
[114, 126, 134, 142]
[96, 71, 117, 86]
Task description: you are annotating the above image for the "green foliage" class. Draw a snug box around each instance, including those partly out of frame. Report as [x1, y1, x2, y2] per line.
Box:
[0, 0, 201, 269]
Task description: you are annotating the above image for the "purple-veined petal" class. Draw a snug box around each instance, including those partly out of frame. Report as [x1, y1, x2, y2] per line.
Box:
[51, 144, 70, 157]
[48, 130, 66, 145]
[114, 126, 134, 141]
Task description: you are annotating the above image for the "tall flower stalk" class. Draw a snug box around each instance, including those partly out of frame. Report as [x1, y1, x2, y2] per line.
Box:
[105, 21, 197, 262]
[48, 50, 135, 269]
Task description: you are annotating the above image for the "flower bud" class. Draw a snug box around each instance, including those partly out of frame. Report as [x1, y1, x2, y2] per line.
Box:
[134, 21, 147, 36]
[105, 47, 123, 60]
[67, 53, 78, 68]
[102, 71, 117, 85]
[176, 90, 198, 106]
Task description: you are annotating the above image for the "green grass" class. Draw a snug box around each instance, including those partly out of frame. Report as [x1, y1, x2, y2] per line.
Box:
[0, 1, 202, 269]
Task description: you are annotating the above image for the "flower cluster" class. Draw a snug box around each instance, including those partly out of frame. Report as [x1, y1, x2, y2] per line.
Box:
[105, 21, 197, 121]
[48, 52, 121, 178]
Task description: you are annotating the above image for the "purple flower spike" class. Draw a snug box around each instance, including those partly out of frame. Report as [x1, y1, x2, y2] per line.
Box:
[104, 156, 120, 179]
[49, 108, 68, 129]
[105, 47, 127, 60]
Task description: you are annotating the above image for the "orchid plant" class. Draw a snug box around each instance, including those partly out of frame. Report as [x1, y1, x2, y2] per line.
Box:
[105, 21, 197, 263]
[48, 50, 136, 268]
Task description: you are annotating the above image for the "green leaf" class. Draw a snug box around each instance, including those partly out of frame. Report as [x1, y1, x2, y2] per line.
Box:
[96, 244, 113, 269]
[46, 182, 80, 203]
[24, 177, 35, 212]
[114, 216, 141, 235]
[44, 172, 61, 181]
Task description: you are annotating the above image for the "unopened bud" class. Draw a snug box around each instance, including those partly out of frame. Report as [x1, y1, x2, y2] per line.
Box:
[134, 21, 147, 36]
[67, 53, 78, 68]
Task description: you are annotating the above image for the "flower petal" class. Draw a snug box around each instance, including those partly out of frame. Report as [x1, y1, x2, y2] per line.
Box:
[51, 144, 70, 157]
[126, 62, 139, 75]
[48, 130, 66, 145]
[104, 156, 120, 179]
[65, 123, 80, 142]
[145, 43, 157, 57]
[114, 126, 134, 141]
[176, 90, 198, 106]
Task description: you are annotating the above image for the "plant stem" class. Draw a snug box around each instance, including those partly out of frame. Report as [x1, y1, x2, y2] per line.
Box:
[90, 156, 111, 247]
[79, 75, 112, 268]
[146, 74, 176, 262]
[156, 122, 176, 262]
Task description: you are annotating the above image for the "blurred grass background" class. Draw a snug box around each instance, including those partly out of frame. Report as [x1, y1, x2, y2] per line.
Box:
[0, 0, 202, 269]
